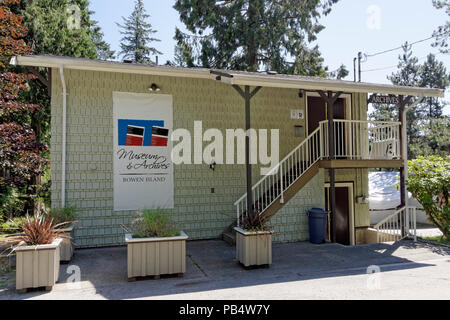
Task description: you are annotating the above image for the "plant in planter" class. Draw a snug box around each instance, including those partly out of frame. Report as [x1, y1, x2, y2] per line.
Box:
[234, 213, 274, 268]
[8, 212, 71, 292]
[47, 207, 77, 262]
[123, 209, 188, 281]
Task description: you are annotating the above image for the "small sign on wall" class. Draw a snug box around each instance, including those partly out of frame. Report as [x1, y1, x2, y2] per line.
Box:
[291, 109, 305, 120]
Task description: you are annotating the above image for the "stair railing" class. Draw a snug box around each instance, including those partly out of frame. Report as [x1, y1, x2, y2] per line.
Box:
[235, 122, 326, 227]
[374, 207, 417, 243]
[332, 120, 401, 160]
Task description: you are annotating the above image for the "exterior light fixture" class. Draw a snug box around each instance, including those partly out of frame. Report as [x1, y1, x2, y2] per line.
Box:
[209, 160, 217, 171]
[298, 89, 304, 98]
[149, 83, 161, 92]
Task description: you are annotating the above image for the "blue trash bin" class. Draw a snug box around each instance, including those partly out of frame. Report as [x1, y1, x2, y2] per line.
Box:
[307, 208, 328, 244]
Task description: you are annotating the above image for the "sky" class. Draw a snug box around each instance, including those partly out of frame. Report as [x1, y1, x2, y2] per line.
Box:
[90, 0, 449, 109]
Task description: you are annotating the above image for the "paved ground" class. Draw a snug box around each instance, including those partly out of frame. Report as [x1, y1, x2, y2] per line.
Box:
[0, 240, 449, 300]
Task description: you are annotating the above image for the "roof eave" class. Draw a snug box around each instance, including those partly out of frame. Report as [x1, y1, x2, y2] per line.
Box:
[227, 74, 444, 98]
[11, 55, 212, 79]
[11, 55, 445, 98]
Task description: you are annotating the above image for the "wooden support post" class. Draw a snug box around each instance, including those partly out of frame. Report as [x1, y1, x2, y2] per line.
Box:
[233, 85, 262, 218]
[47, 67, 52, 96]
[397, 95, 412, 209]
[327, 91, 336, 243]
[317, 90, 342, 243]
[244, 86, 253, 218]
[397, 95, 412, 238]
[398, 100, 406, 208]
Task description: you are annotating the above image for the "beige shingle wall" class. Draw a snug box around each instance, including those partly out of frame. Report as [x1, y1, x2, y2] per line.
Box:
[50, 68, 367, 247]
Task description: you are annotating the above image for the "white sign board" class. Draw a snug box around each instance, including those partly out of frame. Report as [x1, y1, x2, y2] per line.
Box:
[290, 109, 304, 120]
[113, 92, 174, 211]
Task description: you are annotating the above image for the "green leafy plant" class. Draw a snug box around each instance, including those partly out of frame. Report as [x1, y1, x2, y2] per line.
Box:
[241, 213, 270, 232]
[0, 218, 23, 235]
[125, 209, 180, 238]
[7, 212, 72, 246]
[0, 187, 27, 220]
[407, 156, 449, 238]
[47, 207, 76, 227]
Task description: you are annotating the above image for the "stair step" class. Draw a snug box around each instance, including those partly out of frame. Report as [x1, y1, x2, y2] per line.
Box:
[222, 231, 236, 246]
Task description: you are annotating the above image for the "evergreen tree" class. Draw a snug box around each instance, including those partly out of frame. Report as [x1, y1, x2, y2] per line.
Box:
[371, 44, 450, 158]
[173, 0, 338, 74]
[19, 0, 114, 59]
[388, 43, 421, 159]
[7, 0, 114, 211]
[432, 0, 450, 53]
[90, 24, 116, 60]
[328, 64, 349, 80]
[419, 54, 449, 120]
[117, 0, 161, 64]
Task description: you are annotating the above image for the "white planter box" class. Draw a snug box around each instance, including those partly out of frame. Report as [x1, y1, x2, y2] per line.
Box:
[15, 238, 62, 292]
[235, 227, 273, 267]
[125, 232, 188, 280]
[59, 226, 74, 263]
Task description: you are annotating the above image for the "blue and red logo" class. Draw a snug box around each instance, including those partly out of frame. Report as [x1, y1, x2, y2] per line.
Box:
[118, 119, 169, 147]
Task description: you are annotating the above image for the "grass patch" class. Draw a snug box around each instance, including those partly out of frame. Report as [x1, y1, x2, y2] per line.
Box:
[423, 236, 450, 245]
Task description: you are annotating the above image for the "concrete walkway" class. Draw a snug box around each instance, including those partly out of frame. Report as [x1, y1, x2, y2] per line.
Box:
[416, 224, 444, 238]
[1, 240, 449, 300]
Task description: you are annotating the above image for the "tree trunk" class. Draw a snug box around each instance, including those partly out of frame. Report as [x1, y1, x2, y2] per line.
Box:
[426, 208, 447, 237]
[246, 1, 258, 71]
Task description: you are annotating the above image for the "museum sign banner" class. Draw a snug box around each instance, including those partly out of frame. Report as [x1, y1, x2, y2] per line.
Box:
[113, 92, 174, 211]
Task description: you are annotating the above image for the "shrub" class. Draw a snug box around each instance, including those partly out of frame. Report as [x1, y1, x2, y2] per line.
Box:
[0, 217, 23, 235]
[407, 156, 449, 238]
[241, 213, 270, 232]
[128, 209, 180, 238]
[47, 207, 76, 226]
[8, 212, 71, 246]
[0, 187, 27, 220]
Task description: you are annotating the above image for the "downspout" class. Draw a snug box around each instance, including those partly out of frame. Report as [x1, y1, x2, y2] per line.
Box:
[59, 65, 67, 208]
[402, 95, 424, 208]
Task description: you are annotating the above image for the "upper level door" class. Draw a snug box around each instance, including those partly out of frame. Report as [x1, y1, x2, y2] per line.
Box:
[307, 96, 346, 135]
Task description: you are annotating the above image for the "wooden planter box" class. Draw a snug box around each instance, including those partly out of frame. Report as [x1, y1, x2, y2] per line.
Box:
[15, 238, 62, 292]
[235, 227, 273, 268]
[59, 225, 74, 263]
[125, 232, 188, 281]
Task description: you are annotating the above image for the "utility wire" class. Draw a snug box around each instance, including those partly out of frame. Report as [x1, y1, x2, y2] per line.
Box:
[365, 32, 449, 58]
[362, 52, 443, 73]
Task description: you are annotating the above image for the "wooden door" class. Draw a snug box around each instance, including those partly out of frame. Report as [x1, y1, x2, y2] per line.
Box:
[307, 97, 327, 135]
[307, 96, 346, 134]
[325, 186, 351, 246]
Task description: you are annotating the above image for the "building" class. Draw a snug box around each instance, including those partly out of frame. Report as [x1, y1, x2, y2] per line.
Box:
[11, 55, 444, 248]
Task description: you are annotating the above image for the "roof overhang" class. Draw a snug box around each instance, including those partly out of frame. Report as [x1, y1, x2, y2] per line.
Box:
[10, 55, 211, 79]
[210, 70, 444, 98]
[10, 55, 445, 98]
